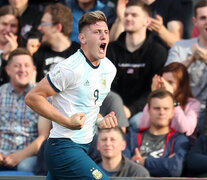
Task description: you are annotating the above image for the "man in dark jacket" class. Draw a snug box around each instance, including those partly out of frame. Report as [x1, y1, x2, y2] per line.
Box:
[126, 89, 190, 177]
[107, 0, 167, 119]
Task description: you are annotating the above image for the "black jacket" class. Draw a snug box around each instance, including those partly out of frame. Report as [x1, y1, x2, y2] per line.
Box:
[107, 31, 168, 116]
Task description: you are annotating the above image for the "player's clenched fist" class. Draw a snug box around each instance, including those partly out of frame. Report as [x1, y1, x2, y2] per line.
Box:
[98, 111, 118, 129]
[67, 113, 86, 130]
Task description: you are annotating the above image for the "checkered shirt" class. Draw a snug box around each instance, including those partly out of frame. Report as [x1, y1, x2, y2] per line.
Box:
[0, 83, 39, 155]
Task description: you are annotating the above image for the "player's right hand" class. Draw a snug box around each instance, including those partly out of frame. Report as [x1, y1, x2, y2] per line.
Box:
[68, 113, 86, 130]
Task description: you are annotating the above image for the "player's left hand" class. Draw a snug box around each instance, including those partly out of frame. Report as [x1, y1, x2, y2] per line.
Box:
[98, 111, 118, 129]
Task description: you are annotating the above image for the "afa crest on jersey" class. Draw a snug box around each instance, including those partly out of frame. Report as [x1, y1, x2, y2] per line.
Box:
[91, 168, 103, 179]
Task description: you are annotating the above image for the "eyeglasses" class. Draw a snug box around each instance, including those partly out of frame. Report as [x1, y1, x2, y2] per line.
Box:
[39, 22, 55, 26]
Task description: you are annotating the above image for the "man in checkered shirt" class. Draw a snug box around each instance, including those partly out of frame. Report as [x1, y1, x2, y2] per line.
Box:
[0, 48, 51, 172]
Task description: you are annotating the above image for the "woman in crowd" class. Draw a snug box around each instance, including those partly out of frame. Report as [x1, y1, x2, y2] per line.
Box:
[138, 62, 200, 136]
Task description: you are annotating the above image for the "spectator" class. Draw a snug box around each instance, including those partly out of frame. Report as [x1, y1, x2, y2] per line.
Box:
[26, 31, 41, 83]
[126, 89, 190, 177]
[26, 31, 41, 56]
[107, 0, 167, 119]
[62, 0, 116, 43]
[0, 5, 20, 86]
[8, 0, 42, 45]
[96, 126, 150, 177]
[166, 0, 207, 133]
[141, 0, 184, 48]
[34, 3, 80, 82]
[110, 0, 183, 48]
[0, 48, 51, 172]
[138, 62, 200, 137]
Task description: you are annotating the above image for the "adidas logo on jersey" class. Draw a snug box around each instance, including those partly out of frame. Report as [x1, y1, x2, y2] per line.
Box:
[84, 80, 90, 86]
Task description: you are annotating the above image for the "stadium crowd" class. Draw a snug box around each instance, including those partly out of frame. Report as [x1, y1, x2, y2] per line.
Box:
[0, 0, 207, 178]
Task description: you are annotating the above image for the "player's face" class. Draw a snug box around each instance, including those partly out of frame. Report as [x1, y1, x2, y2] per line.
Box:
[97, 129, 126, 159]
[148, 96, 174, 129]
[79, 21, 109, 65]
[193, 6, 207, 38]
[0, 14, 18, 44]
[6, 55, 35, 89]
[38, 13, 56, 44]
[124, 6, 149, 33]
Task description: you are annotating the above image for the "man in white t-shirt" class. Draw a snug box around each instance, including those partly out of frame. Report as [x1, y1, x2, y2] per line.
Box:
[25, 11, 117, 180]
[166, 0, 207, 132]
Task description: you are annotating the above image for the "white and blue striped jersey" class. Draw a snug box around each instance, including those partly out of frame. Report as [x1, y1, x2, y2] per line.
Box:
[47, 49, 116, 144]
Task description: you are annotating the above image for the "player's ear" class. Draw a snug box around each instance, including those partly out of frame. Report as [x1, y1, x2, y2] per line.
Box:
[79, 33, 86, 44]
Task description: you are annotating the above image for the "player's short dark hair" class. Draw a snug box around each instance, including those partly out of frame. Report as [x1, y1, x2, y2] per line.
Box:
[79, 10, 107, 33]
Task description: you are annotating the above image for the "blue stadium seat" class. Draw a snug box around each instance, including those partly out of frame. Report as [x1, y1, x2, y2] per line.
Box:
[0, 171, 34, 176]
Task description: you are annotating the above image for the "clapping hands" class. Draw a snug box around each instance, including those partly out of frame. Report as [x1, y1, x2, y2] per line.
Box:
[192, 43, 207, 64]
[151, 74, 174, 94]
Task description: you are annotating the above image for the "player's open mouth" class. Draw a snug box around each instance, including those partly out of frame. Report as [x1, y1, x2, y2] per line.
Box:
[100, 43, 106, 53]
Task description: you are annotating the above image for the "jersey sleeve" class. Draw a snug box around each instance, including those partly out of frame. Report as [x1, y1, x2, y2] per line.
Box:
[47, 63, 75, 92]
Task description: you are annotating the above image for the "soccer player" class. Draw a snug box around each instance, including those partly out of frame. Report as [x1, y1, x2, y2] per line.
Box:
[25, 11, 117, 179]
